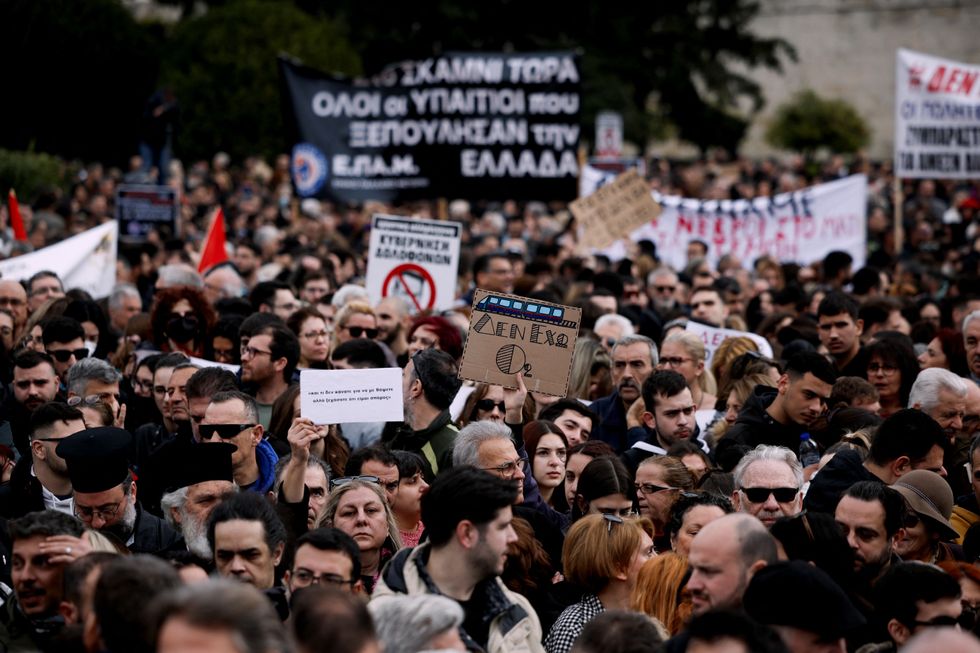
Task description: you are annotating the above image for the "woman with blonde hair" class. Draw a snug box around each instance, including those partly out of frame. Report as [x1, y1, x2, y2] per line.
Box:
[631, 552, 693, 635]
[316, 478, 401, 594]
[544, 514, 655, 653]
[709, 336, 758, 398]
[658, 331, 716, 410]
[330, 301, 378, 352]
[567, 337, 612, 402]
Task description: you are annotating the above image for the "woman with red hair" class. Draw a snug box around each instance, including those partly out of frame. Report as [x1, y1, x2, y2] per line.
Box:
[150, 287, 217, 357]
[406, 316, 463, 362]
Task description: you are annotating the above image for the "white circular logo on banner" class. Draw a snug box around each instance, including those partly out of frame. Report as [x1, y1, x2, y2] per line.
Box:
[291, 143, 328, 197]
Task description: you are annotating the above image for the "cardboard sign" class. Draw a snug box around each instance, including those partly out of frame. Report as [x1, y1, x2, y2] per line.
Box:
[365, 214, 462, 314]
[459, 290, 581, 397]
[300, 368, 404, 425]
[115, 185, 180, 241]
[570, 169, 661, 249]
[0, 221, 117, 299]
[684, 321, 773, 368]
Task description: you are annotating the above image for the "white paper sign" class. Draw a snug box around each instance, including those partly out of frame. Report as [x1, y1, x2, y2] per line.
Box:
[300, 368, 404, 425]
[895, 48, 980, 178]
[685, 321, 773, 368]
[0, 221, 118, 298]
[592, 171, 867, 270]
[188, 356, 240, 374]
[365, 214, 462, 314]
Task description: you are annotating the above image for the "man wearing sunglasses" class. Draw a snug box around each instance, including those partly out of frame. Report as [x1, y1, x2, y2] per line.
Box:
[731, 445, 803, 528]
[40, 317, 87, 387]
[201, 390, 279, 494]
[869, 562, 962, 650]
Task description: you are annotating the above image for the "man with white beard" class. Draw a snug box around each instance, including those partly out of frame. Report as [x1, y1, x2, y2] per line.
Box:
[160, 442, 238, 560]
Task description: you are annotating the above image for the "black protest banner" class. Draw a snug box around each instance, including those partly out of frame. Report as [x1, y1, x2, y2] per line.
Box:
[279, 53, 580, 202]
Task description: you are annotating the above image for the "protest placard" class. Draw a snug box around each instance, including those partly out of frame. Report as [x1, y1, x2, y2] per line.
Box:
[365, 215, 462, 313]
[459, 290, 581, 396]
[115, 185, 180, 240]
[279, 52, 581, 203]
[571, 169, 661, 249]
[188, 356, 240, 375]
[596, 172, 867, 270]
[0, 221, 117, 298]
[685, 321, 773, 368]
[300, 368, 403, 425]
[895, 49, 980, 179]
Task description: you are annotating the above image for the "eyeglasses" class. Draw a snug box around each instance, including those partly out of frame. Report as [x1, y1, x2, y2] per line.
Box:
[654, 285, 676, 293]
[345, 326, 379, 339]
[202, 423, 256, 439]
[636, 482, 679, 495]
[75, 502, 122, 522]
[476, 399, 506, 413]
[241, 346, 273, 359]
[329, 475, 395, 491]
[602, 513, 624, 533]
[911, 615, 960, 628]
[301, 330, 329, 340]
[903, 512, 921, 528]
[46, 348, 89, 363]
[482, 457, 529, 479]
[738, 486, 800, 503]
[868, 363, 898, 375]
[68, 393, 120, 407]
[659, 357, 693, 367]
[290, 568, 355, 587]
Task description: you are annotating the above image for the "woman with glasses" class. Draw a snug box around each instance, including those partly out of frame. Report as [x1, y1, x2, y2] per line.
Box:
[658, 332, 716, 411]
[317, 478, 402, 595]
[330, 302, 378, 353]
[571, 456, 635, 522]
[544, 513, 655, 653]
[635, 456, 695, 551]
[523, 420, 569, 510]
[203, 315, 244, 366]
[890, 469, 964, 564]
[405, 315, 463, 362]
[287, 307, 330, 369]
[149, 286, 216, 358]
[458, 382, 534, 428]
[865, 338, 920, 418]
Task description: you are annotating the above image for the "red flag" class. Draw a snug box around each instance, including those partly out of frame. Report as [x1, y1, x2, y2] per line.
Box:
[198, 207, 229, 273]
[7, 190, 26, 242]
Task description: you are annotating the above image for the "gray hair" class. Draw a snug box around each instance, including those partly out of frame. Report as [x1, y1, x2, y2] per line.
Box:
[203, 266, 246, 299]
[368, 595, 463, 653]
[160, 487, 187, 528]
[210, 390, 259, 424]
[732, 444, 804, 490]
[908, 367, 969, 412]
[964, 309, 980, 335]
[594, 313, 635, 339]
[107, 283, 140, 310]
[647, 266, 678, 285]
[611, 334, 659, 367]
[452, 420, 514, 468]
[157, 264, 203, 289]
[67, 357, 122, 396]
[331, 284, 370, 308]
[273, 453, 331, 490]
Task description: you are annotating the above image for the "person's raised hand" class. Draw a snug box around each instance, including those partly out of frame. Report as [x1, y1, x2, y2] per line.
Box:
[503, 372, 529, 423]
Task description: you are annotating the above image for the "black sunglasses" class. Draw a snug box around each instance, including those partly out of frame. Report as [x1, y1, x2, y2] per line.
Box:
[346, 326, 379, 339]
[739, 486, 799, 504]
[476, 399, 506, 412]
[46, 348, 88, 363]
[203, 423, 256, 439]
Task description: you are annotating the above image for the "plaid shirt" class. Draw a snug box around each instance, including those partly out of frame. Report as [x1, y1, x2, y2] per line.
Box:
[544, 593, 604, 653]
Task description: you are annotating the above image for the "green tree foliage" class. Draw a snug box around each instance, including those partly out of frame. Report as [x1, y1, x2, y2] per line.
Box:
[162, 0, 361, 161]
[0, 0, 159, 164]
[0, 150, 64, 201]
[317, 0, 795, 154]
[766, 89, 871, 155]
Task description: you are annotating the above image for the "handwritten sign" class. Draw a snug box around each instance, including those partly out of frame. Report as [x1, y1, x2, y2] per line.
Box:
[570, 169, 661, 249]
[459, 289, 581, 397]
[685, 321, 773, 368]
[300, 368, 403, 425]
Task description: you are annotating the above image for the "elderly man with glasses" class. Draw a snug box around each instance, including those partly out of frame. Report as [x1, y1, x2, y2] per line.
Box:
[200, 390, 279, 494]
[731, 445, 804, 529]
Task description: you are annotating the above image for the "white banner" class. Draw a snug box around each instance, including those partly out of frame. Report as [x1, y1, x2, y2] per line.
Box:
[685, 321, 773, 368]
[895, 48, 980, 179]
[0, 221, 118, 298]
[596, 172, 867, 271]
[365, 214, 462, 314]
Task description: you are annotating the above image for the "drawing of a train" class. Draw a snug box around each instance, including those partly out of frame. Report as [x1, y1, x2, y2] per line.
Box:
[475, 294, 565, 322]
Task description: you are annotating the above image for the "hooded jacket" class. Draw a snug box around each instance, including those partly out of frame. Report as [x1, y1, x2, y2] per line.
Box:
[723, 386, 809, 451]
[248, 439, 279, 495]
[372, 543, 544, 653]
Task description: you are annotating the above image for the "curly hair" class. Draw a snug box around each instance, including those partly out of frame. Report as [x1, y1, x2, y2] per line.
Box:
[150, 286, 217, 355]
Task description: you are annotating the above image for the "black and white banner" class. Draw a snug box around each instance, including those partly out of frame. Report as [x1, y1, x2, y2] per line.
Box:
[279, 53, 580, 202]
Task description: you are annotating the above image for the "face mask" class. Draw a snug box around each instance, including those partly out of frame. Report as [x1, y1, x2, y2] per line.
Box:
[166, 316, 199, 343]
[83, 340, 97, 357]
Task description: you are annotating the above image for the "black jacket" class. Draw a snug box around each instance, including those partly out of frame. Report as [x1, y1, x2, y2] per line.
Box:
[130, 505, 182, 555]
[803, 449, 882, 515]
[588, 391, 630, 453]
[718, 386, 807, 460]
[0, 457, 46, 519]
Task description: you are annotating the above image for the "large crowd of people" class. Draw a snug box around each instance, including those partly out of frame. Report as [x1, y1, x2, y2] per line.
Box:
[0, 149, 977, 653]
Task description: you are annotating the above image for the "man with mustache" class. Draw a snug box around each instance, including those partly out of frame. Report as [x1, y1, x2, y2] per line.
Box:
[723, 352, 836, 453]
[589, 335, 658, 453]
[622, 370, 706, 475]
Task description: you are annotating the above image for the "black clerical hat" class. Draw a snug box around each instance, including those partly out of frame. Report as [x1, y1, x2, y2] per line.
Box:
[166, 442, 237, 492]
[55, 427, 132, 494]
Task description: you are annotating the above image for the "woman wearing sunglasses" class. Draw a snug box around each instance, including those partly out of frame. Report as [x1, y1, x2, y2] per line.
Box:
[149, 286, 216, 358]
[545, 513, 657, 653]
[330, 302, 379, 353]
[317, 478, 402, 595]
[458, 382, 535, 428]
